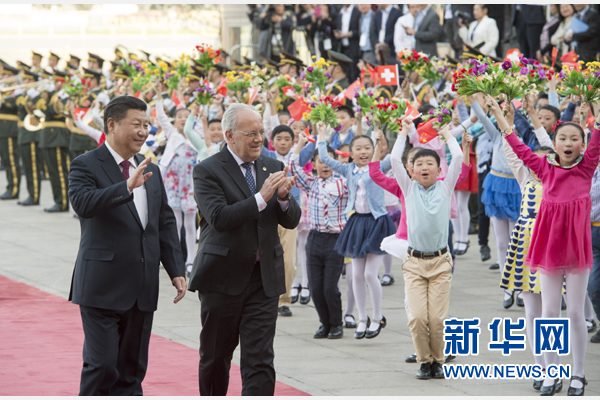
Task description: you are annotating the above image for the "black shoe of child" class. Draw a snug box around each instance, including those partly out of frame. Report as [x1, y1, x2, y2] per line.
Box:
[314, 325, 330, 339]
[405, 353, 417, 363]
[416, 362, 432, 380]
[431, 362, 445, 379]
[327, 325, 343, 339]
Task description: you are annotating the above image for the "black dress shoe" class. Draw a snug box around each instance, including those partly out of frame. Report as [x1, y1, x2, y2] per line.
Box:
[299, 289, 311, 305]
[344, 314, 357, 329]
[327, 325, 343, 339]
[540, 378, 559, 396]
[504, 291, 515, 309]
[444, 354, 456, 363]
[365, 316, 386, 339]
[556, 379, 562, 393]
[291, 285, 300, 304]
[17, 197, 39, 206]
[480, 245, 491, 261]
[278, 306, 292, 317]
[587, 319, 597, 332]
[314, 324, 330, 339]
[0, 191, 18, 200]
[567, 376, 587, 396]
[416, 362, 432, 380]
[516, 293, 524, 307]
[405, 353, 417, 363]
[44, 204, 68, 213]
[533, 379, 544, 391]
[381, 274, 394, 286]
[591, 330, 600, 343]
[489, 263, 499, 270]
[354, 317, 370, 339]
[431, 361, 445, 379]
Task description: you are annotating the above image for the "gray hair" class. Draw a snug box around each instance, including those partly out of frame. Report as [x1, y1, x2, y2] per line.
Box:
[222, 103, 262, 137]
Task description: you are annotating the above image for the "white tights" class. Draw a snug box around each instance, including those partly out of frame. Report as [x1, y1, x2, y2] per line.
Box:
[540, 270, 590, 387]
[520, 292, 548, 369]
[382, 253, 393, 277]
[174, 210, 197, 266]
[352, 254, 384, 331]
[491, 216, 516, 300]
[343, 262, 355, 319]
[452, 191, 472, 250]
[292, 230, 309, 295]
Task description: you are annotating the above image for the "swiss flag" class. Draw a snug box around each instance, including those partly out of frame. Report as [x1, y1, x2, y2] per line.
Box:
[247, 87, 260, 105]
[282, 86, 296, 98]
[504, 48, 523, 63]
[287, 97, 311, 121]
[377, 65, 399, 87]
[403, 104, 421, 120]
[416, 120, 438, 144]
[343, 79, 362, 100]
[73, 107, 89, 120]
[217, 78, 228, 97]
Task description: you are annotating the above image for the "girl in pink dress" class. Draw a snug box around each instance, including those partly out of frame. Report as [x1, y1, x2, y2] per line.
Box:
[489, 95, 600, 396]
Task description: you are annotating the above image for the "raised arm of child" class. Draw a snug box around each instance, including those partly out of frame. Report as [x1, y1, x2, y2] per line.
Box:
[469, 93, 501, 142]
[183, 104, 209, 160]
[522, 94, 553, 148]
[579, 107, 600, 174]
[440, 124, 463, 195]
[391, 117, 414, 196]
[290, 132, 316, 192]
[317, 122, 351, 177]
[455, 133, 473, 187]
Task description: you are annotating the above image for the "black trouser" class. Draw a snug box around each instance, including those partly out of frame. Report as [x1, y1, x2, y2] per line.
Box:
[448, 222, 455, 260]
[469, 193, 478, 227]
[306, 230, 344, 328]
[478, 171, 491, 247]
[19, 142, 41, 203]
[42, 146, 70, 210]
[0, 137, 20, 197]
[515, 18, 543, 59]
[79, 303, 154, 396]
[198, 262, 279, 396]
[341, 46, 360, 83]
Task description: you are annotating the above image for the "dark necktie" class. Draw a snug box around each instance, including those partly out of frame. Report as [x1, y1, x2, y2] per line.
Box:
[241, 162, 256, 195]
[120, 160, 131, 180]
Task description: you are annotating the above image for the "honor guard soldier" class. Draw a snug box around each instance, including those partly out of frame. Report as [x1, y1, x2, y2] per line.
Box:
[48, 52, 60, 69]
[31, 52, 44, 73]
[16, 70, 43, 206]
[67, 68, 100, 161]
[67, 54, 81, 75]
[0, 65, 22, 200]
[38, 69, 71, 212]
[325, 50, 352, 98]
[278, 52, 303, 79]
[87, 52, 105, 72]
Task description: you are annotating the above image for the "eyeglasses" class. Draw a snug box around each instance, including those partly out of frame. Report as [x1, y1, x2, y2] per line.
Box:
[235, 129, 265, 139]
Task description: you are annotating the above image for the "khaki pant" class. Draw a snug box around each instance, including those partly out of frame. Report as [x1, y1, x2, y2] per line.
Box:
[278, 226, 297, 308]
[403, 251, 453, 364]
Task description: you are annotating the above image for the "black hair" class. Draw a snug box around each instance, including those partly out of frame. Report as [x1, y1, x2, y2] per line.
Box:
[558, 4, 577, 23]
[312, 146, 336, 162]
[480, 4, 489, 12]
[554, 122, 586, 142]
[533, 145, 555, 155]
[539, 105, 560, 122]
[336, 105, 355, 119]
[413, 104, 435, 127]
[174, 107, 191, 118]
[104, 95, 147, 133]
[413, 148, 441, 167]
[272, 125, 294, 141]
[207, 118, 222, 127]
[338, 143, 350, 152]
[278, 111, 291, 118]
[349, 134, 374, 151]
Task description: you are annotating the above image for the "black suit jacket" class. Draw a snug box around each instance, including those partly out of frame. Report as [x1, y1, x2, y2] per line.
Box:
[370, 7, 403, 54]
[68, 143, 184, 312]
[572, 8, 600, 57]
[189, 146, 301, 297]
[336, 5, 361, 57]
[511, 5, 546, 27]
[414, 7, 443, 57]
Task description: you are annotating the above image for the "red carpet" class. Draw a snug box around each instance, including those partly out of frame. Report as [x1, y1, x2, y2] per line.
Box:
[0, 275, 308, 396]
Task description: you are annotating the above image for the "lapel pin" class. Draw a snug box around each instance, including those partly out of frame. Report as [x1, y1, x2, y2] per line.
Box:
[262, 167, 267, 171]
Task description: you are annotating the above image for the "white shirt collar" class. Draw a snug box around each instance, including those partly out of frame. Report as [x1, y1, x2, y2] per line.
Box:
[419, 6, 431, 17]
[227, 144, 252, 166]
[105, 140, 137, 167]
[341, 4, 354, 15]
[353, 164, 369, 173]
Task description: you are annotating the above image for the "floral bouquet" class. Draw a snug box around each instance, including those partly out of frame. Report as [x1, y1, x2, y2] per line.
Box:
[557, 61, 600, 104]
[420, 57, 449, 86]
[63, 74, 89, 98]
[249, 62, 274, 90]
[499, 57, 552, 101]
[116, 60, 150, 93]
[193, 80, 215, 105]
[366, 98, 408, 133]
[308, 95, 342, 131]
[354, 87, 376, 113]
[398, 48, 429, 73]
[195, 44, 221, 73]
[274, 75, 302, 98]
[452, 58, 504, 98]
[224, 70, 252, 94]
[301, 56, 331, 93]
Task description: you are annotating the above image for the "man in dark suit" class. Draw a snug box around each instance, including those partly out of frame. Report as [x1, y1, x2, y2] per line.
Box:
[370, 4, 402, 56]
[334, 4, 361, 82]
[511, 4, 546, 59]
[405, 4, 443, 57]
[565, 4, 600, 63]
[68, 96, 187, 395]
[189, 103, 301, 396]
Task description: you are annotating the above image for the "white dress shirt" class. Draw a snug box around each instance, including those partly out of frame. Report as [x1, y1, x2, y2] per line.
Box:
[378, 5, 392, 43]
[105, 141, 149, 229]
[353, 165, 371, 214]
[394, 12, 416, 52]
[340, 5, 355, 47]
[462, 15, 499, 57]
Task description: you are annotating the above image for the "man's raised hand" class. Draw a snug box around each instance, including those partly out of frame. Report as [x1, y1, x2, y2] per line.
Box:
[127, 157, 153, 193]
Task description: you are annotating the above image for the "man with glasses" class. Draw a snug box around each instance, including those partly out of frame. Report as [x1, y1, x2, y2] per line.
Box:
[189, 103, 301, 396]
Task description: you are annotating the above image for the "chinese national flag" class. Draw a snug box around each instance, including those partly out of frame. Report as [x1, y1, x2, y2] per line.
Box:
[343, 79, 362, 100]
[551, 47, 558, 68]
[504, 48, 523, 63]
[171, 91, 183, 108]
[217, 78, 228, 97]
[416, 120, 438, 144]
[247, 87, 260, 105]
[377, 65, 399, 87]
[561, 50, 578, 64]
[288, 97, 311, 121]
[133, 91, 141, 98]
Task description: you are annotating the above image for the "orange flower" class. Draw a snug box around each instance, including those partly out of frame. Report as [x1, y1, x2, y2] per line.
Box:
[207, 47, 215, 58]
[401, 59, 409, 65]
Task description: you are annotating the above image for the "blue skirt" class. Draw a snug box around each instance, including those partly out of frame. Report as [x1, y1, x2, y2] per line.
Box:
[482, 171, 521, 221]
[335, 213, 396, 258]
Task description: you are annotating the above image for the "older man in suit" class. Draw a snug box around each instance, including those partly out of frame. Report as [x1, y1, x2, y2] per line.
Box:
[190, 103, 301, 396]
[404, 4, 443, 57]
[68, 96, 187, 395]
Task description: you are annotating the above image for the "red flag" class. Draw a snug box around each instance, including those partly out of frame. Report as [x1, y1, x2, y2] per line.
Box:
[551, 47, 558, 68]
[133, 91, 141, 98]
[360, 67, 366, 87]
[504, 48, 523, 62]
[98, 132, 106, 147]
[217, 77, 228, 97]
[73, 107, 89, 120]
[288, 97, 311, 121]
[561, 50, 578, 64]
[512, 99, 523, 110]
[416, 120, 438, 144]
[282, 86, 296, 97]
[403, 104, 420, 120]
[367, 65, 378, 87]
[343, 79, 362, 100]
[247, 87, 260, 105]
[335, 149, 350, 158]
[305, 126, 316, 143]
[171, 91, 183, 108]
[377, 65, 399, 87]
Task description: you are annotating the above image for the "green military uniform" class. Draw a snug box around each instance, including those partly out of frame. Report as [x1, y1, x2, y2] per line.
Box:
[69, 70, 100, 161]
[38, 71, 71, 212]
[16, 71, 43, 206]
[0, 65, 22, 200]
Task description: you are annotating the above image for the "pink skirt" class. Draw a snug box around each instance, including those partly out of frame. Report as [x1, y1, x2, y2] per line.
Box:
[527, 198, 593, 276]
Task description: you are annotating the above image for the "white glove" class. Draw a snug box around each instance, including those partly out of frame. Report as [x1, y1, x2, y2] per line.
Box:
[97, 92, 110, 106]
[27, 88, 40, 98]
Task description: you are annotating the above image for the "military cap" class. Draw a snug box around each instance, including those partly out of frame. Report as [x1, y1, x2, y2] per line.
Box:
[49, 52, 61, 62]
[461, 44, 502, 63]
[88, 52, 105, 68]
[445, 55, 461, 68]
[69, 54, 81, 63]
[244, 56, 265, 69]
[82, 67, 103, 81]
[21, 70, 39, 81]
[326, 50, 353, 66]
[263, 57, 278, 71]
[278, 52, 304, 68]
[52, 69, 69, 81]
[17, 60, 31, 70]
[214, 63, 231, 75]
[32, 51, 43, 61]
[1, 65, 20, 76]
[187, 65, 205, 82]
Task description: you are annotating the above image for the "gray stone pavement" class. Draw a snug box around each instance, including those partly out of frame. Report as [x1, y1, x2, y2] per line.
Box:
[1, 173, 599, 396]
